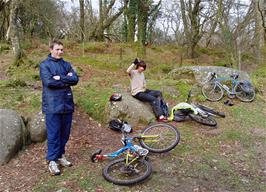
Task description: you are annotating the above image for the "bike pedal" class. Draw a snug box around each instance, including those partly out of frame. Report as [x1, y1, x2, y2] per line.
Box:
[91, 149, 102, 162]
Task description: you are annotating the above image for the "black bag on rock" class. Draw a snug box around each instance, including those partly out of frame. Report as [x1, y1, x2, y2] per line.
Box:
[108, 119, 132, 133]
[160, 100, 169, 117]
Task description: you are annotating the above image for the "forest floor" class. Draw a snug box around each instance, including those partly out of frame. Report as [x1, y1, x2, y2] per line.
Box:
[0, 47, 265, 192]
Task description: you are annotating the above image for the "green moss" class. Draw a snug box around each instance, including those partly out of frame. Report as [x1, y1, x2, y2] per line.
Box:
[175, 80, 193, 100]
[0, 43, 10, 52]
[75, 86, 113, 122]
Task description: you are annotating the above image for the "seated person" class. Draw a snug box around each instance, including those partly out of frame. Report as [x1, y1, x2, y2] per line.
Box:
[126, 58, 167, 121]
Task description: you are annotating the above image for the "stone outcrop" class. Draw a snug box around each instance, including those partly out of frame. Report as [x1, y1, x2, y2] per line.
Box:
[169, 66, 250, 85]
[0, 109, 29, 165]
[105, 91, 155, 128]
[28, 111, 46, 143]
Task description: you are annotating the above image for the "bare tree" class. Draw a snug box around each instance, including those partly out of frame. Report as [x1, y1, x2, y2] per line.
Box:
[79, 0, 85, 41]
[0, 0, 10, 41]
[89, 0, 129, 41]
[6, 0, 22, 64]
[127, 0, 137, 42]
[254, 0, 265, 65]
[180, 0, 211, 58]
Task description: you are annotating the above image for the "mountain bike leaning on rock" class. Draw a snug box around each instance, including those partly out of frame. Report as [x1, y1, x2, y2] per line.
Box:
[201, 72, 255, 102]
[90, 122, 180, 185]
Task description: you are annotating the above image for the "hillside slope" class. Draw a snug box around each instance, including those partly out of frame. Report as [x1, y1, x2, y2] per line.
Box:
[0, 42, 265, 192]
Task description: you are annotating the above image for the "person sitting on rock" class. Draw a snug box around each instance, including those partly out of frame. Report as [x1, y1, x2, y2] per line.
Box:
[126, 58, 167, 121]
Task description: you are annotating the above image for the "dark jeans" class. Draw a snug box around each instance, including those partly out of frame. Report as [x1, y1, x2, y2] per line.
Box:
[134, 89, 163, 118]
[45, 113, 72, 161]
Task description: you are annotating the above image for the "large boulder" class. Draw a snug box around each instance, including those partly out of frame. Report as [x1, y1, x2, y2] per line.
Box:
[0, 109, 29, 165]
[105, 91, 155, 128]
[27, 111, 46, 143]
[169, 66, 250, 85]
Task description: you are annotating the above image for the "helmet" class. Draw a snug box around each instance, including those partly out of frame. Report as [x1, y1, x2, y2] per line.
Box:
[109, 93, 122, 101]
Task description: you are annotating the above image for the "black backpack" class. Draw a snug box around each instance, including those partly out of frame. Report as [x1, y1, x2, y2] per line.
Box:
[160, 99, 169, 117]
[108, 119, 132, 133]
[239, 80, 254, 93]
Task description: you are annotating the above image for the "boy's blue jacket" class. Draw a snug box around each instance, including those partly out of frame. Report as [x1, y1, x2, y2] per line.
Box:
[40, 54, 79, 114]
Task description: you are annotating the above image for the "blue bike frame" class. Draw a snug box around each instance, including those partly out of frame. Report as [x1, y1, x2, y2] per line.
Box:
[103, 137, 138, 158]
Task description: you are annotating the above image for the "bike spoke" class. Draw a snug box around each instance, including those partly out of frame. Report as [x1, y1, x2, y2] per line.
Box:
[140, 123, 180, 153]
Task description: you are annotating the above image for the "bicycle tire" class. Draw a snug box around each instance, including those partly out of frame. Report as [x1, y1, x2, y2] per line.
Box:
[202, 82, 224, 101]
[234, 82, 255, 102]
[139, 123, 180, 153]
[188, 113, 217, 127]
[195, 104, 225, 118]
[103, 158, 152, 186]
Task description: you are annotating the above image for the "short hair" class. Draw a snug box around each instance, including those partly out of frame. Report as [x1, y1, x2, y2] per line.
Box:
[49, 40, 63, 49]
[136, 60, 146, 70]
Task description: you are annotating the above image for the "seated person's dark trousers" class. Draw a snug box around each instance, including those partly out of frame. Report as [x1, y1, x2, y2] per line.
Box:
[134, 89, 163, 118]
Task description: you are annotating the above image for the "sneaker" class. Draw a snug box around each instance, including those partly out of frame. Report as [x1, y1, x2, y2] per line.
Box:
[48, 161, 60, 176]
[224, 99, 234, 106]
[58, 155, 72, 167]
[157, 116, 169, 122]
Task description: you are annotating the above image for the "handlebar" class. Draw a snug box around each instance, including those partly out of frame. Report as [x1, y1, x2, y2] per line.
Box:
[206, 72, 217, 82]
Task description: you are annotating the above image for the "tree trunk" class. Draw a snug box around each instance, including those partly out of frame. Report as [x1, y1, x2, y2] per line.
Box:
[180, 0, 202, 58]
[146, 0, 161, 44]
[217, 0, 236, 68]
[79, 0, 85, 41]
[6, 0, 22, 65]
[91, 0, 129, 41]
[137, 0, 148, 45]
[180, 0, 190, 43]
[122, 13, 128, 42]
[96, 0, 105, 41]
[127, 0, 137, 42]
[255, 0, 265, 66]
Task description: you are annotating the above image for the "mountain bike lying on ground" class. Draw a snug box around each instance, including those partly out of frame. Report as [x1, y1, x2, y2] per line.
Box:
[201, 72, 255, 102]
[91, 122, 180, 186]
[169, 91, 225, 127]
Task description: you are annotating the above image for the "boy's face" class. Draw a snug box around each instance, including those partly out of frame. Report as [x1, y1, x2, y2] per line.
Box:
[50, 44, 64, 59]
[137, 66, 145, 72]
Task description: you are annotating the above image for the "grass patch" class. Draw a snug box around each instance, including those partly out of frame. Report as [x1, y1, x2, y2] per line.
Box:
[251, 63, 266, 94]
[69, 54, 122, 71]
[0, 43, 10, 53]
[75, 86, 113, 122]
[81, 42, 107, 53]
[0, 86, 41, 115]
[231, 104, 266, 129]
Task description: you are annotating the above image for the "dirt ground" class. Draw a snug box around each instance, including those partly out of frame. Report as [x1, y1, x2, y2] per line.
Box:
[0, 107, 123, 192]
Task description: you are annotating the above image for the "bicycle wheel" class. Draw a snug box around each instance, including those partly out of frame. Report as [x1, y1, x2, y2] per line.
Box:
[188, 113, 217, 127]
[234, 82, 255, 102]
[202, 82, 224, 101]
[139, 123, 180, 153]
[103, 158, 152, 186]
[195, 104, 225, 118]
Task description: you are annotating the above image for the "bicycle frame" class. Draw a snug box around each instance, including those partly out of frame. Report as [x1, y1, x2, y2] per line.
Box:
[212, 77, 238, 95]
[93, 134, 159, 163]
[190, 104, 208, 117]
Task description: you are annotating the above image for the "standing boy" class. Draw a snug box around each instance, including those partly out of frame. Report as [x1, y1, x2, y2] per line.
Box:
[40, 40, 79, 175]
